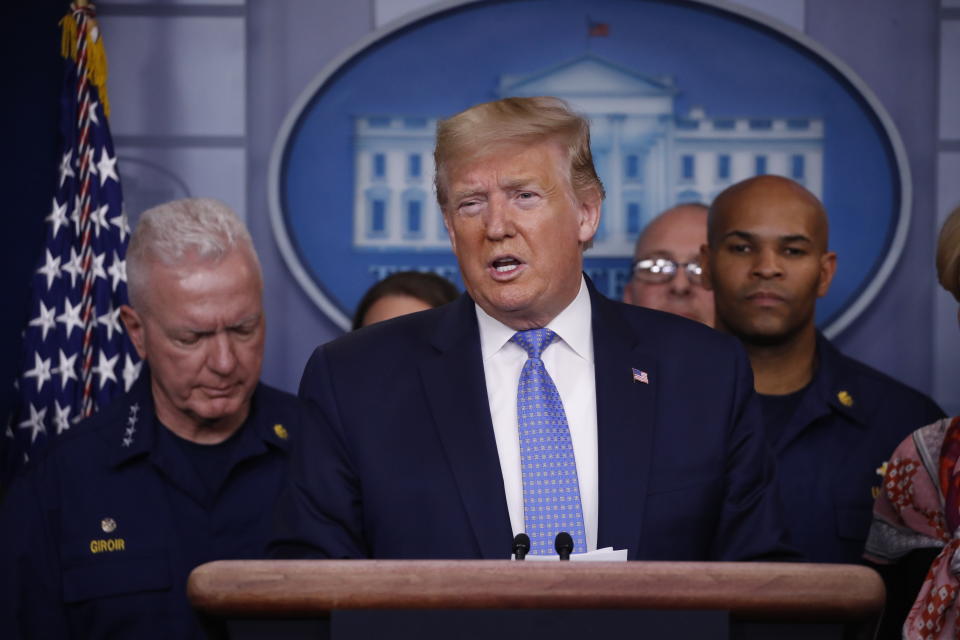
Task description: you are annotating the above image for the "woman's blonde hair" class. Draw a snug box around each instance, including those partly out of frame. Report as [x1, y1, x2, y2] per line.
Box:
[937, 205, 960, 302]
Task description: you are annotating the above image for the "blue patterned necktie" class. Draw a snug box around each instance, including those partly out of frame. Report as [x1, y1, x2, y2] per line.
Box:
[511, 328, 587, 556]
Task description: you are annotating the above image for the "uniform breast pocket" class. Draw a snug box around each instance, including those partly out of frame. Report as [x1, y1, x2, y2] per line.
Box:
[61, 549, 172, 603]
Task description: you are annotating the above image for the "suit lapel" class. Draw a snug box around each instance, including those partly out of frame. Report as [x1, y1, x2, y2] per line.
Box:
[591, 287, 656, 559]
[419, 296, 513, 558]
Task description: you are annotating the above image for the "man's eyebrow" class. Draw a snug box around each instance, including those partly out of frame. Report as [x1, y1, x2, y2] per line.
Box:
[172, 327, 211, 338]
[450, 188, 486, 202]
[501, 177, 538, 190]
[722, 230, 755, 242]
[229, 313, 261, 329]
[721, 230, 813, 244]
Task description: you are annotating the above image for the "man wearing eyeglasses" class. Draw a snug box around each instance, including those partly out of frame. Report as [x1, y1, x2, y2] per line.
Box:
[623, 203, 713, 326]
[701, 175, 943, 565]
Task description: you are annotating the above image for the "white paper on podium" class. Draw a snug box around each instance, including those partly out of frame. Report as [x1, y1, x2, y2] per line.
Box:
[512, 547, 628, 561]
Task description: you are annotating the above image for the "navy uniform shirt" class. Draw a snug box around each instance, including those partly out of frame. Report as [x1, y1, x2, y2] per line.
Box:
[768, 333, 944, 564]
[0, 371, 299, 639]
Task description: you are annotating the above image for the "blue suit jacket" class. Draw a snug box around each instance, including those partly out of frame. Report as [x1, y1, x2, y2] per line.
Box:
[271, 283, 794, 561]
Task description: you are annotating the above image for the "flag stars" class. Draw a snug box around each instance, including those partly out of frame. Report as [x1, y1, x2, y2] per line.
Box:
[96, 149, 119, 185]
[106, 254, 126, 292]
[46, 198, 69, 238]
[90, 204, 110, 238]
[28, 301, 57, 341]
[52, 401, 71, 435]
[91, 251, 107, 282]
[36, 250, 62, 290]
[82, 147, 97, 178]
[70, 195, 84, 235]
[88, 100, 100, 125]
[92, 351, 119, 389]
[62, 247, 83, 288]
[24, 353, 53, 393]
[123, 356, 142, 392]
[97, 305, 123, 340]
[58, 150, 75, 188]
[110, 211, 130, 243]
[57, 297, 84, 337]
[53, 349, 78, 388]
[18, 404, 47, 444]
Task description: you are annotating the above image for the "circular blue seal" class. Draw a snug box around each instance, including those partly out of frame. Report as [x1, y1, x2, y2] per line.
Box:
[270, 0, 909, 336]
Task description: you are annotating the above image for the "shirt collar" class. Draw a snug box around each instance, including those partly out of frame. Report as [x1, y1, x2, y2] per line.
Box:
[475, 275, 593, 362]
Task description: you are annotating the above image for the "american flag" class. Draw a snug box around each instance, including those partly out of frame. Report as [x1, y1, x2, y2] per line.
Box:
[632, 368, 649, 384]
[587, 20, 610, 38]
[3, 2, 140, 480]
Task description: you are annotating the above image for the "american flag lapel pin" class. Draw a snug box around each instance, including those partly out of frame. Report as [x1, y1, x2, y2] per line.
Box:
[632, 368, 649, 384]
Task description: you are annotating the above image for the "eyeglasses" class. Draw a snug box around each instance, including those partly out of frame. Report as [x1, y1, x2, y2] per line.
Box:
[631, 257, 703, 285]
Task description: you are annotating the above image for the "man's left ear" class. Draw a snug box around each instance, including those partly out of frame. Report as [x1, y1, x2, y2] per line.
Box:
[120, 305, 148, 361]
[817, 251, 838, 298]
[577, 193, 602, 244]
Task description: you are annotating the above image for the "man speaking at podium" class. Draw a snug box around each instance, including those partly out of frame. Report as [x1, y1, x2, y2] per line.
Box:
[271, 97, 793, 561]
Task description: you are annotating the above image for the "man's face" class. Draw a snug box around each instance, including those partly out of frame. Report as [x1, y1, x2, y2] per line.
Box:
[623, 206, 714, 326]
[442, 141, 600, 329]
[121, 247, 265, 431]
[702, 184, 836, 344]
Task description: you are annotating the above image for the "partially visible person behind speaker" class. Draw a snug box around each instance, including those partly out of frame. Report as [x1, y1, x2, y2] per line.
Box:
[866, 204, 960, 640]
[623, 203, 714, 326]
[0, 197, 300, 639]
[353, 270, 459, 329]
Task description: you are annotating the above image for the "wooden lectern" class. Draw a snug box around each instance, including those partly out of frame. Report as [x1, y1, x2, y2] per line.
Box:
[188, 560, 885, 640]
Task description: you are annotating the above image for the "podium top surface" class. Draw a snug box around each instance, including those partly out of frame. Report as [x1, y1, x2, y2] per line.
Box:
[188, 560, 884, 622]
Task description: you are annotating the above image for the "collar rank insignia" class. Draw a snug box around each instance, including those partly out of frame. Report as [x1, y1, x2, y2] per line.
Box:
[273, 424, 289, 440]
[122, 403, 139, 447]
[837, 390, 854, 407]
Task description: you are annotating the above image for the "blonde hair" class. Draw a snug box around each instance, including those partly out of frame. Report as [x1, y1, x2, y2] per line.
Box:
[937, 205, 960, 302]
[433, 96, 605, 210]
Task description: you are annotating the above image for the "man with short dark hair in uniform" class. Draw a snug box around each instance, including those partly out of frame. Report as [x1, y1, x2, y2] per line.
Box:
[701, 175, 944, 563]
[0, 198, 300, 639]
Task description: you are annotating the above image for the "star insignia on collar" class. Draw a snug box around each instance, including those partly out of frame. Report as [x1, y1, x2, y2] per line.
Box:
[273, 424, 289, 440]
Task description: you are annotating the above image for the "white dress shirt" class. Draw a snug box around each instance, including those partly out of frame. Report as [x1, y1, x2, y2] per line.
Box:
[476, 277, 598, 552]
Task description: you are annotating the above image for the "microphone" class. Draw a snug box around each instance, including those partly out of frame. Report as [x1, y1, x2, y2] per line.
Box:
[555, 532, 573, 560]
[512, 533, 530, 560]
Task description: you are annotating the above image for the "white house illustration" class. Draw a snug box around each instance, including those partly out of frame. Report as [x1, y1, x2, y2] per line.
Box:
[352, 54, 823, 256]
